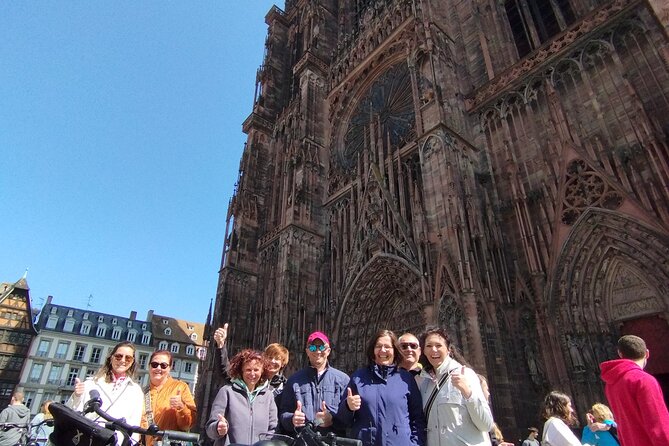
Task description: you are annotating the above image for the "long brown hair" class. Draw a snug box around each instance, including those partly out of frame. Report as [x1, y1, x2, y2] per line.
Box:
[95, 341, 137, 382]
[541, 391, 577, 425]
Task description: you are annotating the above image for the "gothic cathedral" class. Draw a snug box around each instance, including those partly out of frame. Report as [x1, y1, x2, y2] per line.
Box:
[198, 0, 669, 434]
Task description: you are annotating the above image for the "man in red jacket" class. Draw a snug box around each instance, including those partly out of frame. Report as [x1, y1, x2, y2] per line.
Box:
[600, 334, 669, 446]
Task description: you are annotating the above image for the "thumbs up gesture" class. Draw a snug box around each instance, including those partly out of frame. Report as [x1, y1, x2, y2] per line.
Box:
[451, 366, 472, 399]
[74, 377, 85, 397]
[315, 400, 333, 427]
[216, 413, 228, 436]
[346, 387, 361, 411]
[292, 400, 306, 427]
[214, 323, 229, 348]
[170, 389, 184, 410]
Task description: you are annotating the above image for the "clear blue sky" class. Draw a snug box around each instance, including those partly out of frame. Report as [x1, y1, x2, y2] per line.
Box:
[0, 1, 279, 324]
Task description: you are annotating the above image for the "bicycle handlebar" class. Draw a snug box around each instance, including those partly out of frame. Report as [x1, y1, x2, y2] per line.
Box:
[296, 422, 362, 446]
[86, 401, 200, 443]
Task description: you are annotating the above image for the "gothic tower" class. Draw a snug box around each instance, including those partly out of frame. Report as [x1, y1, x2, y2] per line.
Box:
[198, 0, 669, 435]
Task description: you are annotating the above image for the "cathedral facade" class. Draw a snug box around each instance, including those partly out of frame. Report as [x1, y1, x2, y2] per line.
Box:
[198, 0, 669, 435]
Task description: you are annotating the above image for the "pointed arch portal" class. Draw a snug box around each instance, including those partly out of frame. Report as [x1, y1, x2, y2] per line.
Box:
[333, 253, 425, 371]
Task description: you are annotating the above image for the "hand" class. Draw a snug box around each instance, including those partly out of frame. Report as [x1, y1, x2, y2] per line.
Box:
[169, 390, 184, 410]
[451, 366, 472, 399]
[315, 400, 333, 427]
[589, 422, 609, 432]
[346, 387, 361, 411]
[216, 413, 228, 436]
[74, 378, 84, 397]
[214, 323, 228, 349]
[292, 401, 306, 427]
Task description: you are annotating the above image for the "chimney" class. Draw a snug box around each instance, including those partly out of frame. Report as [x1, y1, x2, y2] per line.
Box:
[129, 311, 137, 321]
[47, 295, 53, 304]
[146, 310, 154, 321]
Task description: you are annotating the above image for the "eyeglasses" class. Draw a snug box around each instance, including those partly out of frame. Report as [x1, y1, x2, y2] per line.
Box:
[400, 342, 419, 351]
[308, 344, 327, 352]
[112, 354, 134, 362]
[150, 361, 169, 370]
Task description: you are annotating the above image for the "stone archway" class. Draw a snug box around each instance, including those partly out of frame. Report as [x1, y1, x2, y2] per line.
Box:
[547, 208, 669, 410]
[333, 253, 426, 372]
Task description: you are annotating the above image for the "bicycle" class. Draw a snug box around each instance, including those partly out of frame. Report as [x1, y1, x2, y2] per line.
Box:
[0, 418, 54, 446]
[49, 392, 361, 446]
[48, 397, 200, 446]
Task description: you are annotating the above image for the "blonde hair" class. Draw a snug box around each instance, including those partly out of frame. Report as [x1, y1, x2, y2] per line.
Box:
[491, 423, 504, 441]
[264, 343, 289, 368]
[590, 403, 614, 422]
[41, 400, 54, 420]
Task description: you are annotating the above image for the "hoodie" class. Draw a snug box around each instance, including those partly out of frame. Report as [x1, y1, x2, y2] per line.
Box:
[600, 358, 669, 446]
[0, 403, 31, 446]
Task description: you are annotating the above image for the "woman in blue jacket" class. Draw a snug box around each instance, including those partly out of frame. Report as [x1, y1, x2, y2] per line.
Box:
[337, 329, 426, 446]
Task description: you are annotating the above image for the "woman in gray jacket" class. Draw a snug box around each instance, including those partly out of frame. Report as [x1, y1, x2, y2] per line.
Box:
[206, 349, 277, 445]
[417, 327, 494, 446]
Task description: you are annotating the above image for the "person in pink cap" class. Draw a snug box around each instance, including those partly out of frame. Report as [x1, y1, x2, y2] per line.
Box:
[278, 330, 350, 438]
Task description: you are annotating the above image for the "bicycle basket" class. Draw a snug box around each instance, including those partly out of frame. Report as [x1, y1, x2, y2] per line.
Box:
[49, 402, 116, 446]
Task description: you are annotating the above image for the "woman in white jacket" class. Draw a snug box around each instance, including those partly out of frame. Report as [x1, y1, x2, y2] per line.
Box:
[417, 327, 494, 446]
[541, 391, 582, 446]
[68, 341, 144, 444]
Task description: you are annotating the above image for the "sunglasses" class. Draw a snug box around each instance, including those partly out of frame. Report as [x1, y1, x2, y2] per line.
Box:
[112, 353, 134, 362]
[400, 342, 419, 351]
[308, 344, 327, 352]
[150, 361, 169, 370]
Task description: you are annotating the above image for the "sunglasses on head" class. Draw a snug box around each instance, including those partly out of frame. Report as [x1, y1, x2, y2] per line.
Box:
[113, 353, 134, 362]
[308, 344, 327, 352]
[400, 342, 419, 350]
[150, 361, 169, 370]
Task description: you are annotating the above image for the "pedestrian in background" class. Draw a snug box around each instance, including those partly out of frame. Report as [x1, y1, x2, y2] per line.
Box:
[30, 400, 54, 446]
[600, 334, 669, 446]
[540, 391, 581, 446]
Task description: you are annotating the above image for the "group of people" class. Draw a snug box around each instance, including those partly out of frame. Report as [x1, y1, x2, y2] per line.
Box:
[68, 341, 197, 444]
[206, 325, 500, 446]
[2, 330, 668, 446]
[535, 334, 669, 446]
[206, 328, 669, 446]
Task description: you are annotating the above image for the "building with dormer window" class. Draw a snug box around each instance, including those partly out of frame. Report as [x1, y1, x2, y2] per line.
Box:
[17, 296, 154, 412]
[0, 276, 38, 408]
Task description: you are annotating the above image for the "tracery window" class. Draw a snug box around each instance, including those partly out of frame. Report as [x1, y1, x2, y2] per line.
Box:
[504, 0, 576, 57]
[339, 63, 415, 170]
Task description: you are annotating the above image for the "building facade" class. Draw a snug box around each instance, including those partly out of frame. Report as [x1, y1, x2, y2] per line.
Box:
[200, 0, 669, 436]
[17, 297, 154, 412]
[16, 298, 208, 415]
[0, 276, 38, 408]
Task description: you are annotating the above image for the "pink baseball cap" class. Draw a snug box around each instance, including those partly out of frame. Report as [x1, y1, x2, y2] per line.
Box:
[307, 331, 330, 345]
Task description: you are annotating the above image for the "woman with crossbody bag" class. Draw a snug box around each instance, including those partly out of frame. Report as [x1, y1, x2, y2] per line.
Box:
[68, 341, 145, 444]
[417, 327, 494, 446]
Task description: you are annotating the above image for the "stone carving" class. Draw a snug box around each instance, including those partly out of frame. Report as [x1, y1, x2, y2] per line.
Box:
[561, 159, 623, 225]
